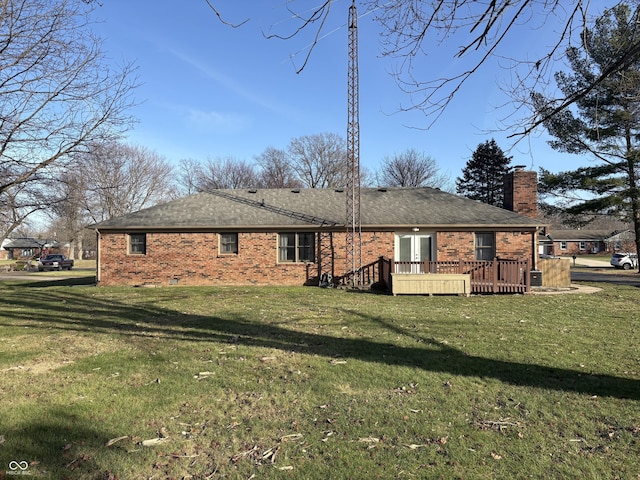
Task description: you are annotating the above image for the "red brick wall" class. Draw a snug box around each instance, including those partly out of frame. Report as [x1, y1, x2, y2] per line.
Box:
[503, 169, 537, 219]
[554, 240, 605, 256]
[97, 229, 534, 287]
[436, 231, 534, 261]
[98, 231, 396, 287]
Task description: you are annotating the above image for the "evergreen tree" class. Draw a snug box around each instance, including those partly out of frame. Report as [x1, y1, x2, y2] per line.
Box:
[534, 4, 640, 268]
[456, 139, 512, 207]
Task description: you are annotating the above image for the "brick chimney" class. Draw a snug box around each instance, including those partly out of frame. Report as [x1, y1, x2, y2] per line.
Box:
[503, 166, 537, 219]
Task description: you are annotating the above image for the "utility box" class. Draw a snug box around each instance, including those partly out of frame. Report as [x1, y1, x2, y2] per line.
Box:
[530, 270, 543, 287]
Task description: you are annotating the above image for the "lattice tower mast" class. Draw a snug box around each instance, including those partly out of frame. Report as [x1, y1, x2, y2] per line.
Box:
[346, 0, 362, 284]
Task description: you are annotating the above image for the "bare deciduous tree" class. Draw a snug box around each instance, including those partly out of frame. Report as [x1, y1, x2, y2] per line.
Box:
[75, 143, 176, 223]
[376, 149, 450, 188]
[0, 0, 137, 243]
[46, 172, 87, 259]
[194, 157, 260, 190]
[255, 147, 303, 188]
[177, 158, 203, 196]
[288, 132, 347, 188]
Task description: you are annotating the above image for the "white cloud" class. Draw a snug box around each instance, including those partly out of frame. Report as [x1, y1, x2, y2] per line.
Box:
[168, 48, 295, 117]
[184, 108, 252, 134]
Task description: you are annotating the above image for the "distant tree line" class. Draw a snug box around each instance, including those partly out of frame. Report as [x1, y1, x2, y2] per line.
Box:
[176, 133, 451, 194]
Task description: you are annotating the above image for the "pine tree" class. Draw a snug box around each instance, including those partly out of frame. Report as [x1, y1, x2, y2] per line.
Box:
[455, 139, 512, 207]
[534, 4, 640, 268]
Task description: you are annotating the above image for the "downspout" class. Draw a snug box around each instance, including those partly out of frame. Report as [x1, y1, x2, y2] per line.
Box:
[94, 229, 100, 284]
[533, 227, 540, 271]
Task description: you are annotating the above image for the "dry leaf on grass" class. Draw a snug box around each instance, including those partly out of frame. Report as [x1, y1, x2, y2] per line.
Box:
[141, 437, 169, 447]
[404, 444, 429, 449]
[359, 436, 380, 443]
[105, 436, 129, 447]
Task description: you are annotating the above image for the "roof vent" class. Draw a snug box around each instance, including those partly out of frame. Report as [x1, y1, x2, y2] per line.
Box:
[248, 189, 257, 193]
[377, 187, 387, 192]
[334, 188, 344, 193]
[291, 189, 300, 193]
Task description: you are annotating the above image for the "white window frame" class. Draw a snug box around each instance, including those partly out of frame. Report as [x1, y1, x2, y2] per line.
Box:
[220, 233, 238, 254]
[475, 232, 496, 261]
[278, 232, 316, 263]
[128, 233, 146, 255]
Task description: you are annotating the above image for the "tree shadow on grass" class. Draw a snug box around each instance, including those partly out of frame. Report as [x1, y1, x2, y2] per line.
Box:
[0, 407, 120, 479]
[1, 276, 96, 288]
[2, 287, 639, 401]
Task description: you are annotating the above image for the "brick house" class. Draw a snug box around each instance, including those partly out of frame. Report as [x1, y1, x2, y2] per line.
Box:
[603, 229, 636, 253]
[91, 169, 544, 290]
[1, 238, 70, 260]
[545, 230, 613, 256]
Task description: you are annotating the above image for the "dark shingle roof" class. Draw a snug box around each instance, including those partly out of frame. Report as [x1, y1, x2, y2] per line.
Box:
[91, 187, 542, 230]
[547, 229, 614, 242]
[2, 237, 52, 249]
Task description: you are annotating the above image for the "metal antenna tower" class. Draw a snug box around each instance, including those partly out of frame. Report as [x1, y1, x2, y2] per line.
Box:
[346, 0, 362, 285]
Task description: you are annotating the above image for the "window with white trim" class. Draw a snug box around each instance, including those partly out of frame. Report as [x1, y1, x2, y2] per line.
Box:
[220, 233, 238, 254]
[475, 232, 495, 261]
[278, 233, 315, 263]
[129, 233, 146, 255]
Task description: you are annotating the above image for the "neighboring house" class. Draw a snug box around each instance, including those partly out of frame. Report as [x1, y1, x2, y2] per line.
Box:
[0, 238, 10, 260]
[544, 229, 636, 256]
[91, 169, 545, 291]
[2, 238, 45, 260]
[604, 229, 636, 253]
[1, 238, 70, 260]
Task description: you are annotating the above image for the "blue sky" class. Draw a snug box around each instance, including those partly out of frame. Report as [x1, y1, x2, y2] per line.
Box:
[90, 1, 598, 182]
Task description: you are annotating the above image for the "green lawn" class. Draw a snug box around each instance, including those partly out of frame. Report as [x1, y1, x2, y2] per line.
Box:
[0, 280, 638, 479]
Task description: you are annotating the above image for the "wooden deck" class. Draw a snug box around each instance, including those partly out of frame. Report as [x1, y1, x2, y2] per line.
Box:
[345, 257, 531, 295]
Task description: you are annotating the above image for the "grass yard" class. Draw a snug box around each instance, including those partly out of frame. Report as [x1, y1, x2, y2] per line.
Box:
[0, 279, 638, 479]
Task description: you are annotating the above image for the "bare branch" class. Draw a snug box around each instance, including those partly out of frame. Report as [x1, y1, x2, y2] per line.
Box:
[203, 0, 249, 28]
[263, 1, 333, 74]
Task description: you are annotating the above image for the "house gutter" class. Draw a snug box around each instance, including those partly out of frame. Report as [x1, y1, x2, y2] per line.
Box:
[93, 228, 101, 284]
[91, 223, 543, 232]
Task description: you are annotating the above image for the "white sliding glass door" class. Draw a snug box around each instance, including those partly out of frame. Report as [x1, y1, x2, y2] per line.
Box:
[395, 233, 433, 273]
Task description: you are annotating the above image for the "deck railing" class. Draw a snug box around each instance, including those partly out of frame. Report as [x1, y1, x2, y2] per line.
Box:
[337, 256, 392, 289]
[393, 258, 530, 294]
[337, 257, 530, 294]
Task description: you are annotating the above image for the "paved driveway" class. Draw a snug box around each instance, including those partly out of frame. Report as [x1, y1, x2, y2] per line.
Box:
[0, 269, 96, 283]
[571, 270, 640, 287]
[569, 257, 640, 287]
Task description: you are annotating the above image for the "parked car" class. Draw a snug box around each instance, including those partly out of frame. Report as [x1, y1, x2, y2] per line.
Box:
[38, 254, 74, 271]
[610, 252, 638, 270]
